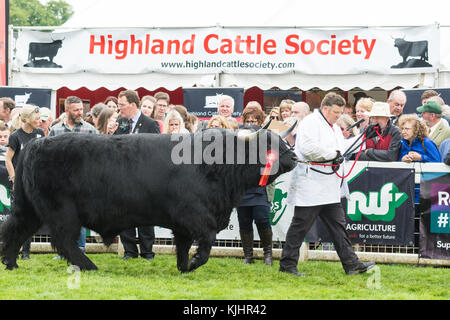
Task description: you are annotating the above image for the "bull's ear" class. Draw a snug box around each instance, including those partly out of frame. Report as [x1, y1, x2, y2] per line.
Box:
[237, 128, 261, 141]
[279, 120, 298, 139]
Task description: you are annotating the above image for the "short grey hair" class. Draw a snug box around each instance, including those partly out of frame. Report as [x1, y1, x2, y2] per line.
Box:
[218, 95, 234, 108]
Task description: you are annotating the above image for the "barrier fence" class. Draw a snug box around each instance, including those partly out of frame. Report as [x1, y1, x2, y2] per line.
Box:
[1, 160, 449, 266]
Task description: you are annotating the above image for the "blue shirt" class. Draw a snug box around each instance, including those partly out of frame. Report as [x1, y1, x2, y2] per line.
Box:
[398, 137, 442, 162]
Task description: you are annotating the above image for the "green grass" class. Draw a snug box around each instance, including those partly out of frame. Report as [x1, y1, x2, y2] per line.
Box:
[0, 253, 448, 300]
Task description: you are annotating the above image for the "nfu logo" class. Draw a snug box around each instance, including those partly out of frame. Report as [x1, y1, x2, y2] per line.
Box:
[347, 182, 408, 222]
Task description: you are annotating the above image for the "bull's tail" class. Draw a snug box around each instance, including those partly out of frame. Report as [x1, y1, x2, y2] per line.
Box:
[0, 149, 41, 270]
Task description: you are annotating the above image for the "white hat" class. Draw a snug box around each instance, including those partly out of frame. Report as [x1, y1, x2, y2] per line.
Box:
[366, 102, 393, 118]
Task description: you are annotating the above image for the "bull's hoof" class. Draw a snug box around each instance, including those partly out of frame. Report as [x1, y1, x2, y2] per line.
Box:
[5, 263, 18, 270]
[188, 256, 200, 272]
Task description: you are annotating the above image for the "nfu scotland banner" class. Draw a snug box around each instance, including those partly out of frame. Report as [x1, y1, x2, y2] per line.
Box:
[12, 25, 439, 75]
[306, 167, 415, 246]
[419, 173, 450, 260]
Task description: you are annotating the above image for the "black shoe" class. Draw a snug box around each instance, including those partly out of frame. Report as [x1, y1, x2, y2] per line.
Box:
[142, 255, 155, 262]
[279, 266, 307, 277]
[345, 261, 375, 275]
[122, 255, 137, 261]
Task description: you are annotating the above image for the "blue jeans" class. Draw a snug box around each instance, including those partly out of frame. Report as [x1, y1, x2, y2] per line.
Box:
[77, 228, 86, 252]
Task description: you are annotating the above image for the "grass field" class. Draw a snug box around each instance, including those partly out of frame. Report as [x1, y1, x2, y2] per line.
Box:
[0, 253, 448, 300]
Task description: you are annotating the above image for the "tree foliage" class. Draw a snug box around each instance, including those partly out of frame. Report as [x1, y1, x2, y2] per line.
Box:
[10, 0, 74, 26]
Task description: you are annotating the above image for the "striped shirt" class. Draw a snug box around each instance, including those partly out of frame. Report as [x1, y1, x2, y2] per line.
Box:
[49, 120, 98, 136]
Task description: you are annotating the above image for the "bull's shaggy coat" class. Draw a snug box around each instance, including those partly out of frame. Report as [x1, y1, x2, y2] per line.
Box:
[0, 129, 297, 272]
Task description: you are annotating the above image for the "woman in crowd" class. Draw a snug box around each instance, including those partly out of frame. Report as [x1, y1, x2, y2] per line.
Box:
[104, 96, 119, 111]
[336, 114, 360, 139]
[96, 108, 119, 134]
[279, 100, 293, 121]
[398, 114, 441, 163]
[206, 115, 231, 129]
[5, 105, 45, 260]
[163, 110, 185, 134]
[237, 106, 274, 266]
[355, 97, 374, 131]
[141, 95, 156, 118]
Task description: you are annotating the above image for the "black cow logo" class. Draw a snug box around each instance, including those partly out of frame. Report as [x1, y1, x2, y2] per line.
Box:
[391, 36, 432, 69]
[23, 36, 64, 68]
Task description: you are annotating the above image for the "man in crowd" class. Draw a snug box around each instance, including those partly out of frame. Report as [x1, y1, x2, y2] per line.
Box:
[50, 96, 97, 257]
[0, 97, 16, 127]
[290, 101, 310, 121]
[358, 102, 402, 162]
[217, 95, 240, 129]
[154, 91, 170, 122]
[421, 89, 439, 105]
[280, 92, 375, 276]
[417, 100, 450, 148]
[115, 89, 160, 262]
[387, 89, 407, 126]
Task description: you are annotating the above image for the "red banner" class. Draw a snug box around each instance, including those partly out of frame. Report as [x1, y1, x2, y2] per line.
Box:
[0, 0, 7, 85]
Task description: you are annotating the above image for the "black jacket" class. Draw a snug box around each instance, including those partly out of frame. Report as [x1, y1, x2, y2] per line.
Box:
[115, 113, 160, 135]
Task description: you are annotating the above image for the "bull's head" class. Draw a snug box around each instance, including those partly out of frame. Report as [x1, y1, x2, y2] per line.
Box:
[236, 120, 298, 183]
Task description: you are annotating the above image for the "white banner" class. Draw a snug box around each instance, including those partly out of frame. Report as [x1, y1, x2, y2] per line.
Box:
[13, 25, 439, 75]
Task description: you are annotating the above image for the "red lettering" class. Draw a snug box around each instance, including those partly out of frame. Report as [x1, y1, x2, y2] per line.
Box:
[330, 35, 336, 54]
[204, 34, 218, 54]
[264, 39, 276, 55]
[285, 34, 299, 54]
[234, 35, 244, 54]
[89, 35, 105, 54]
[130, 35, 142, 54]
[115, 40, 128, 59]
[151, 39, 164, 54]
[317, 40, 329, 55]
[300, 39, 315, 54]
[338, 39, 351, 55]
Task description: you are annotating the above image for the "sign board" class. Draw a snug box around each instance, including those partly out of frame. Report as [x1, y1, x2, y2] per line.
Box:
[183, 87, 244, 118]
[13, 25, 439, 75]
[0, 86, 52, 108]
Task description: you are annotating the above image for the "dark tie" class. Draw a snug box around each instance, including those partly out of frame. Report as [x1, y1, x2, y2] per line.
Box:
[128, 119, 134, 134]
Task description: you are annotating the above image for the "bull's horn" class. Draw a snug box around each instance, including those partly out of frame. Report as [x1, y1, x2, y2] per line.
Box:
[279, 120, 298, 139]
[262, 118, 272, 129]
[237, 128, 261, 141]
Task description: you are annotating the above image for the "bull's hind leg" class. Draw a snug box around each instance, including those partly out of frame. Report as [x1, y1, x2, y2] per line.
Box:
[51, 227, 98, 271]
[1, 212, 41, 270]
[174, 232, 193, 273]
[48, 206, 97, 271]
[188, 230, 216, 272]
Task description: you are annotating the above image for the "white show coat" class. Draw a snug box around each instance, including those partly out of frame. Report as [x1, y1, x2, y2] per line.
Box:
[287, 109, 354, 207]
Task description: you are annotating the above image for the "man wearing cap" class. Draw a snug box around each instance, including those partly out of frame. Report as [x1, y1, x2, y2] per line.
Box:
[417, 101, 450, 148]
[358, 102, 402, 162]
[39, 107, 53, 136]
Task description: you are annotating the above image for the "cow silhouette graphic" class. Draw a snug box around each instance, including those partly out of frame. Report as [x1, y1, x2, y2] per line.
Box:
[24, 37, 64, 68]
[391, 37, 432, 69]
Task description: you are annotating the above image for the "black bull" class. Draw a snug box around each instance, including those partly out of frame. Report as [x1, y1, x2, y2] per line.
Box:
[28, 40, 62, 63]
[394, 38, 428, 63]
[0, 129, 297, 272]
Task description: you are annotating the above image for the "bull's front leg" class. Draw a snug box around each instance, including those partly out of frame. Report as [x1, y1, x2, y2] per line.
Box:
[174, 233, 193, 273]
[188, 231, 216, 272]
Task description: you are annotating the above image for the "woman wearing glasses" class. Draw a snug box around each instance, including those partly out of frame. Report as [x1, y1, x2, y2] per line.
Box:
[5, 104, 45, 260]
[398, 113, 441, 163]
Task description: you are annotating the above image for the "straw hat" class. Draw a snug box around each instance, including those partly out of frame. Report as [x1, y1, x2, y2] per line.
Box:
[366, 102, 393, 117]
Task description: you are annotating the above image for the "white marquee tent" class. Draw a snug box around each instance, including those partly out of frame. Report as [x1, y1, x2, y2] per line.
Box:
[10, 0, 450, 91]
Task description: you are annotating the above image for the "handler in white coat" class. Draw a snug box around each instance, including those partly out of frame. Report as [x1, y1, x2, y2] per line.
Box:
[280, 92, 375, 276]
